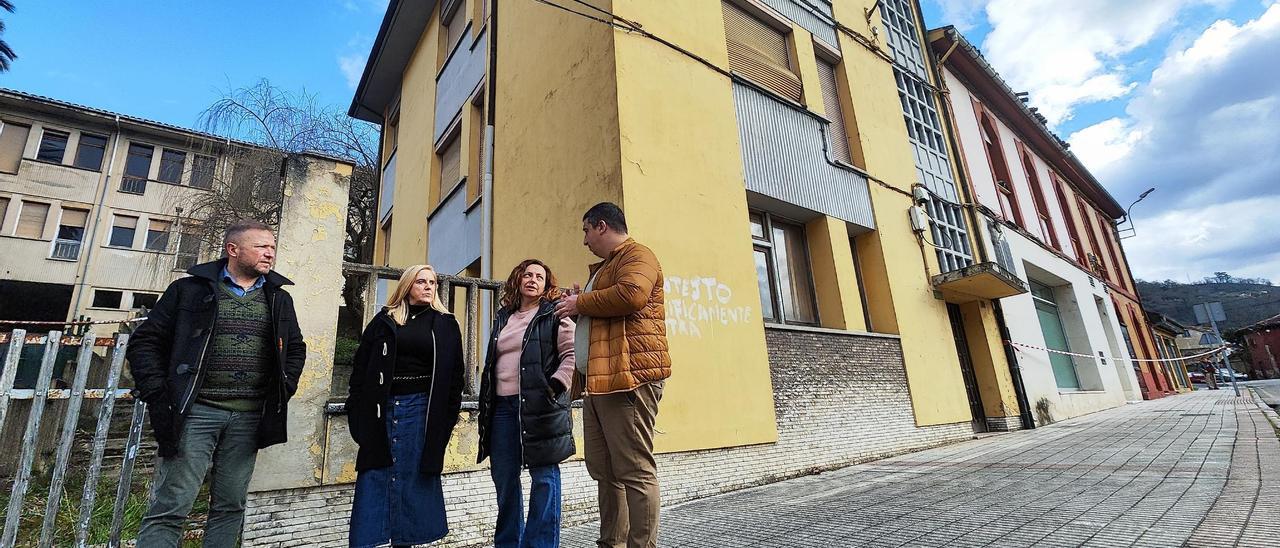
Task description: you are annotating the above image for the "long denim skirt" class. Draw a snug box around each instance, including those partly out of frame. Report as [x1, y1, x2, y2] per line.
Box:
[349, 392, 448, 547]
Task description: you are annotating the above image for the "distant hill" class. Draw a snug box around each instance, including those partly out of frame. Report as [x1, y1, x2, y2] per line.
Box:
[1138, 276, 1280, 333]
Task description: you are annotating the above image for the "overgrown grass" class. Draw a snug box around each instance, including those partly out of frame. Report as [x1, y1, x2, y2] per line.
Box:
[0, 468, 208, 547]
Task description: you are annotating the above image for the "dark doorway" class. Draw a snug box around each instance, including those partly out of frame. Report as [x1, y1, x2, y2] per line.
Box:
[947, 303, 987, 433]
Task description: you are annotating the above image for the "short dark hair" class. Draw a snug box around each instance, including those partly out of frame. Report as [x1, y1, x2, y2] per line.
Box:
[583, 202, 627, 234]
[223, 219, 274, 246]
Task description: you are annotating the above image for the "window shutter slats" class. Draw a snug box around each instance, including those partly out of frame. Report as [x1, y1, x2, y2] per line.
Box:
[60, 208, 88, 228]
[0, 123, 30, 173]
[817, 60, 852, 163]
[441, 137, 461, 193]
[16, 202, 49, 238]
[723, 2, 803, 103]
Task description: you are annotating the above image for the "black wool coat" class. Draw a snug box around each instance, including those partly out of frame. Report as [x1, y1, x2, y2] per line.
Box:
[126, 259, 307, 458]
[346, 309, 465, 474]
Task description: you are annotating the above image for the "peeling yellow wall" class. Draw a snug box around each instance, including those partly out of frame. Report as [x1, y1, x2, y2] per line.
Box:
[610, 0, 778, 451]
[383, 7, 442, 268]
[806, 215, 867, 331]
[832, 0, 971, 426]
[491, 0, 622, 282]
[960, 301, 1021, 418]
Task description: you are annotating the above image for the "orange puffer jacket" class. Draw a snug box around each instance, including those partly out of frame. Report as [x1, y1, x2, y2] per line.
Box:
[576, 238, 672, 394]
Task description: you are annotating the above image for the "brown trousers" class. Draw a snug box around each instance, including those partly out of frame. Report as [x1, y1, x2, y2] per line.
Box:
[583, 381, 664, 548]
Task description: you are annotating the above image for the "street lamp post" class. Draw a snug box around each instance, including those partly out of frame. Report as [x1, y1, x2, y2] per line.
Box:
[1118, 187, 1155, 239]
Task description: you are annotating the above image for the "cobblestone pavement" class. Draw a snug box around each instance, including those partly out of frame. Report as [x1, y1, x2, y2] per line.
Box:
[562, 389, 1280, 547]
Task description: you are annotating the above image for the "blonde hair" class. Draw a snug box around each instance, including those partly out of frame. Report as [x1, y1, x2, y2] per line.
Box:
[385, 264, 451, 325]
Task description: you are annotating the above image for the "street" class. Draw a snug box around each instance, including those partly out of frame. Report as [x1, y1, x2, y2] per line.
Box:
[562, 389, 1280, 547]
[1243, 379, 1280, 407]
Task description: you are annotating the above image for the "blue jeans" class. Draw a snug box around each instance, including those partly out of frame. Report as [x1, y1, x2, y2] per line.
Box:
[490, 396, 561, 548]
[137, 402, 262, 548]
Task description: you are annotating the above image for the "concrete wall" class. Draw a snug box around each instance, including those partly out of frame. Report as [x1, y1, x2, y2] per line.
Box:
[248, 154, 353, 491]
[242, 327, 973, 547]
[996, 226, 1140, 422]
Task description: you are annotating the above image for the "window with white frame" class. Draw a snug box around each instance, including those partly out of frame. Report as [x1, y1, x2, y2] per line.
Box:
[52, 208, 88, 260]
[751, 210, 818, 325]
[145, 219, 172, 252]
[109, 214, 138, 248]
[36, 129, 69, 163]
[74, 134, 108, 171]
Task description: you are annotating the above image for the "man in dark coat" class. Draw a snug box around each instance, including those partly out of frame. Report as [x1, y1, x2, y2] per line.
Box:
[127, 219, 306, 548]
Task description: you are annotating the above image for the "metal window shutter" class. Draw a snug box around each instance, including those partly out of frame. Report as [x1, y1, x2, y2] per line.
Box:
[115, 215, 138, 229]
[0, 123, 30, 173]
[441, 136, 461, 192]
[16, 202, 49, 238]
[60, 208, 88, 228]
[723, 2, 803, 103]
[817, 60, 852, 163]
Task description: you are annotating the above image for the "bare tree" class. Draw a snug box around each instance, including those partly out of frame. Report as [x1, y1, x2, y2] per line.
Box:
[178, 79, 379, 265]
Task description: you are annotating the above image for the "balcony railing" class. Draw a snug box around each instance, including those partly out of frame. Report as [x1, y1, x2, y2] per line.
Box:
[50, 239, 82, 260]
[120, 176, 146, 195]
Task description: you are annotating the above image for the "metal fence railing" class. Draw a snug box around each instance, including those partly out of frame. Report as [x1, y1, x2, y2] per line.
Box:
[0, 329, 142, 548]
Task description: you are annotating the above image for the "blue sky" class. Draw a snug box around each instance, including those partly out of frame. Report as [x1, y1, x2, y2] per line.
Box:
[919, 0, 1280, 285]
[1, 0, 387, 127]
[4, 0, 1279, 284]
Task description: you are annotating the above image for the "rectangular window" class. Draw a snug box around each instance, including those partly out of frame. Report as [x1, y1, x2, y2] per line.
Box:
[1054, 177, 1086, 266]
[37, 129, 69, 163]
[722, 1, 803, 103]
[109, 214, 138, 248]
[0, 197, 7, 229]
[122, 143, 153, 194]
[131, 292, 160, 310]
[1020, 150, 1060, 250]
[751, 211, 817, 325]
[16, 201, 49, 239]
[1031, 280, 1081, 390]
[145, 219, 172, 251]
[176, 230, 200, 270]
[0, 122, 31, 173]
[468, 93, 485, 203]
[190, 154, 216, 189]
[52, 208, 88, 260]
[444, 0, 467, 56]
[74, 134, 108, 171]
[157, 149, 186, 184]
[978, 113, 1022, 226]
[91, 289, 123, 309]
[1080, 199, 1111, 281]
[816, 56, 852, 165]
[437, 133, 462, 204]
[1100, 211, 1128, 291]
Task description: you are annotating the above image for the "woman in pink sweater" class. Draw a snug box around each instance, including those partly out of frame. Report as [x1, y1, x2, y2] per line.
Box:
[477, 259, 577, 548]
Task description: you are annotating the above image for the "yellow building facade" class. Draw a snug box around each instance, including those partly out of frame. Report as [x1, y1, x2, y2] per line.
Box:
[349, 0, 1028, 459]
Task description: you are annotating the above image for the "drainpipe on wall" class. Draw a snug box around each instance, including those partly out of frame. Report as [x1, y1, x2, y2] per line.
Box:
[929, 30, 1035, 430]
[480, 0, 498, 281]
[69, 114, 123, 321]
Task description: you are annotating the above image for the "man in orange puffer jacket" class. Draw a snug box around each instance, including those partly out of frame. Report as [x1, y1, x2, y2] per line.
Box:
[556, 202, 671, 548]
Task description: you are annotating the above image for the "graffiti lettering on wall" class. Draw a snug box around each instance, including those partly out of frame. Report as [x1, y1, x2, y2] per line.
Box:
[663, 275, 753, 338]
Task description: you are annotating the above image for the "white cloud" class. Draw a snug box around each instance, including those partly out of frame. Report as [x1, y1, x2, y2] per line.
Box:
[1067, 117, 1143, 171]
[1123, 197, 1280, 283]
[979, 0, 1221, 126]
[934, 0, 989, 32]
[1069, 3, 1280, 282]
[338, 53, 365, 90]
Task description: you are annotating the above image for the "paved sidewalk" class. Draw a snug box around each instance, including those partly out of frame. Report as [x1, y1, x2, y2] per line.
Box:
[562, 389, 1280, 547]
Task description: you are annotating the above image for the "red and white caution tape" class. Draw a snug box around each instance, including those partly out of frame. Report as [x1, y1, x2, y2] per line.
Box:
[0, 316, 148, 326]
[1006, 340, 1227, 363]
